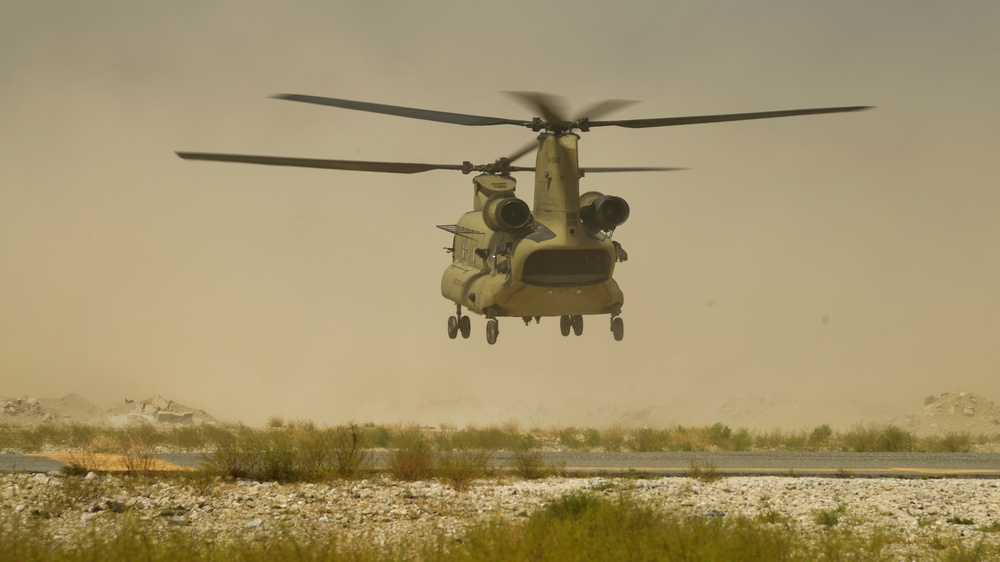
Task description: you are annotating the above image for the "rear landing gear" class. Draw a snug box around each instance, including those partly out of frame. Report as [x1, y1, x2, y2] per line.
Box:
[560, 315, 584, 337]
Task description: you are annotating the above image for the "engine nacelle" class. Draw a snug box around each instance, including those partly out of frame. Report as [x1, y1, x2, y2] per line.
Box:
[483, 195, 531, 233]
[580, 191, 630, 230]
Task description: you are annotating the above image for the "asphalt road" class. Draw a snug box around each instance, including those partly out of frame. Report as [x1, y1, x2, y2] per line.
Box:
[4, 451, 1000, 478]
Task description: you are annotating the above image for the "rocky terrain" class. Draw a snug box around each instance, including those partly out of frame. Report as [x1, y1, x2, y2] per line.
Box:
[3, 472, 999, 556]
[1, 394, 216, 428]
[0, 394, 103, 426]
[903, 392, 1000, 436]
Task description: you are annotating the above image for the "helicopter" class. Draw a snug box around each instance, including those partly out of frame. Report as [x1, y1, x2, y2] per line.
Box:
[177, 93, 869, 345]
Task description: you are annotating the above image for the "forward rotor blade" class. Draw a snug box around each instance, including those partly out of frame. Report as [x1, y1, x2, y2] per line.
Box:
[588, 106, 872, 129]
[581, 166, 685, 173]
[506, 140, 539, 165]
[176, 152, 466, 174]
[273, 94, 530, 127]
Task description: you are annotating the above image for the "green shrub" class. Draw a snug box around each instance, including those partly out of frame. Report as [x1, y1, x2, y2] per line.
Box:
[687, 461, 723, 483]
[436, 449, 491, 490]
[330, 423, 370, 478]
[388, 437, 433, 481]
[840, 424, 914, 452]
[808, 424, 833, 447]
[555, 427, 584, 449]
[731, 428, 754, 451]
[922, 432, 972, 453]
[600, 425, 627, 452]
[754, 429, 787, 451]
[510, 436, 554, 480]
[708, 423, 732, 448]
[671, 426, 710, 451]
[581, 428, 602, 449]
[813, 504, 846, 526]
[362, 422, 391, 448]
[630, 427, 670, 452]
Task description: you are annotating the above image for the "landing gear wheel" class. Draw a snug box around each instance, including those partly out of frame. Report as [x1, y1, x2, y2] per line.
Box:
[447, 316, 459, 339]
[486, 319, 499, 345]
[560, 315, 571, 337]
[459, 316, 471, 339]
[611, 317, 624, 341]
[571, 315, 584, 336]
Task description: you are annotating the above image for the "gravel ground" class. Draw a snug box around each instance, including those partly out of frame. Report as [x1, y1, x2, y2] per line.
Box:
[3, 473, 1000, 555]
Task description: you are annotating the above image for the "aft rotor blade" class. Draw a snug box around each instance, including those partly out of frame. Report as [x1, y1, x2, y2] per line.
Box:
[581, 166, 685, 173]
[273, 94, 531, 127]
[588, 106, 872, 129]
[176, 152, 466, 174]
[504, 91, 569, 126]
[502, 98, 636, 164]
[574, 99, 638, 121]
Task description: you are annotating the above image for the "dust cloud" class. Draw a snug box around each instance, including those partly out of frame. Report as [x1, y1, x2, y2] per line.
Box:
[2, 2, 999, 429]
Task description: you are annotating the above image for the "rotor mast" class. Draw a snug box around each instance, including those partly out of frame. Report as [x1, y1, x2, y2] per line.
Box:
[532, 133, 583, 234]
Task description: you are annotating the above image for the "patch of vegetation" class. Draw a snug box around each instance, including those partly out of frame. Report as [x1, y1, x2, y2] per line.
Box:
[731, 428, 754, 451]
[835, 468, 854, 479]
[387, 429, 434, 482]
[5, 418, 1000, 479]
[630, 427, 671, 452]
[978, 521, 1000, 533]
[755, 428, 809, 451]
[809, 424, 833, 448]
[435, 449, 491, 491]
[687, 461, 723, 483]
[510, 447, 547, 480]
[841, 423, 914, 452]
[60, 462, 90, 476]
[206, 423, 373, 483]
[434, 421, 526, 451]
[599, 424, 627, 452]
[923, 432, 974, 453]
[814, 503, 847, 527]
[757, 508, 792, 526]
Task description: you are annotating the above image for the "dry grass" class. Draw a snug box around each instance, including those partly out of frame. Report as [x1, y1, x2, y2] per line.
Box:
[28, 453, 192, 472]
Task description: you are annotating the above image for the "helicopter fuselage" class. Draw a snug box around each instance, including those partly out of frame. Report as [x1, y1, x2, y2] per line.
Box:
[440, 132, 626, 322]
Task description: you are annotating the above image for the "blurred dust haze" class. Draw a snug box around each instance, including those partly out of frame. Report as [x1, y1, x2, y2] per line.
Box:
[2, 1, 999, 428]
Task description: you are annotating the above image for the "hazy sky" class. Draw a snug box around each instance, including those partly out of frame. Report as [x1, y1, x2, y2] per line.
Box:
[2, 1, 999, 427]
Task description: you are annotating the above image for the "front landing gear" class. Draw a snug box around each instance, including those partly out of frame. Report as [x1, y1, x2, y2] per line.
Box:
[447, 306, 499, 344]
[447, 306, 471, 339]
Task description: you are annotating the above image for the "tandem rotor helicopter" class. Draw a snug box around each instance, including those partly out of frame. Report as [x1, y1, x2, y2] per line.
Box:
[177, 93, 869, 345]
